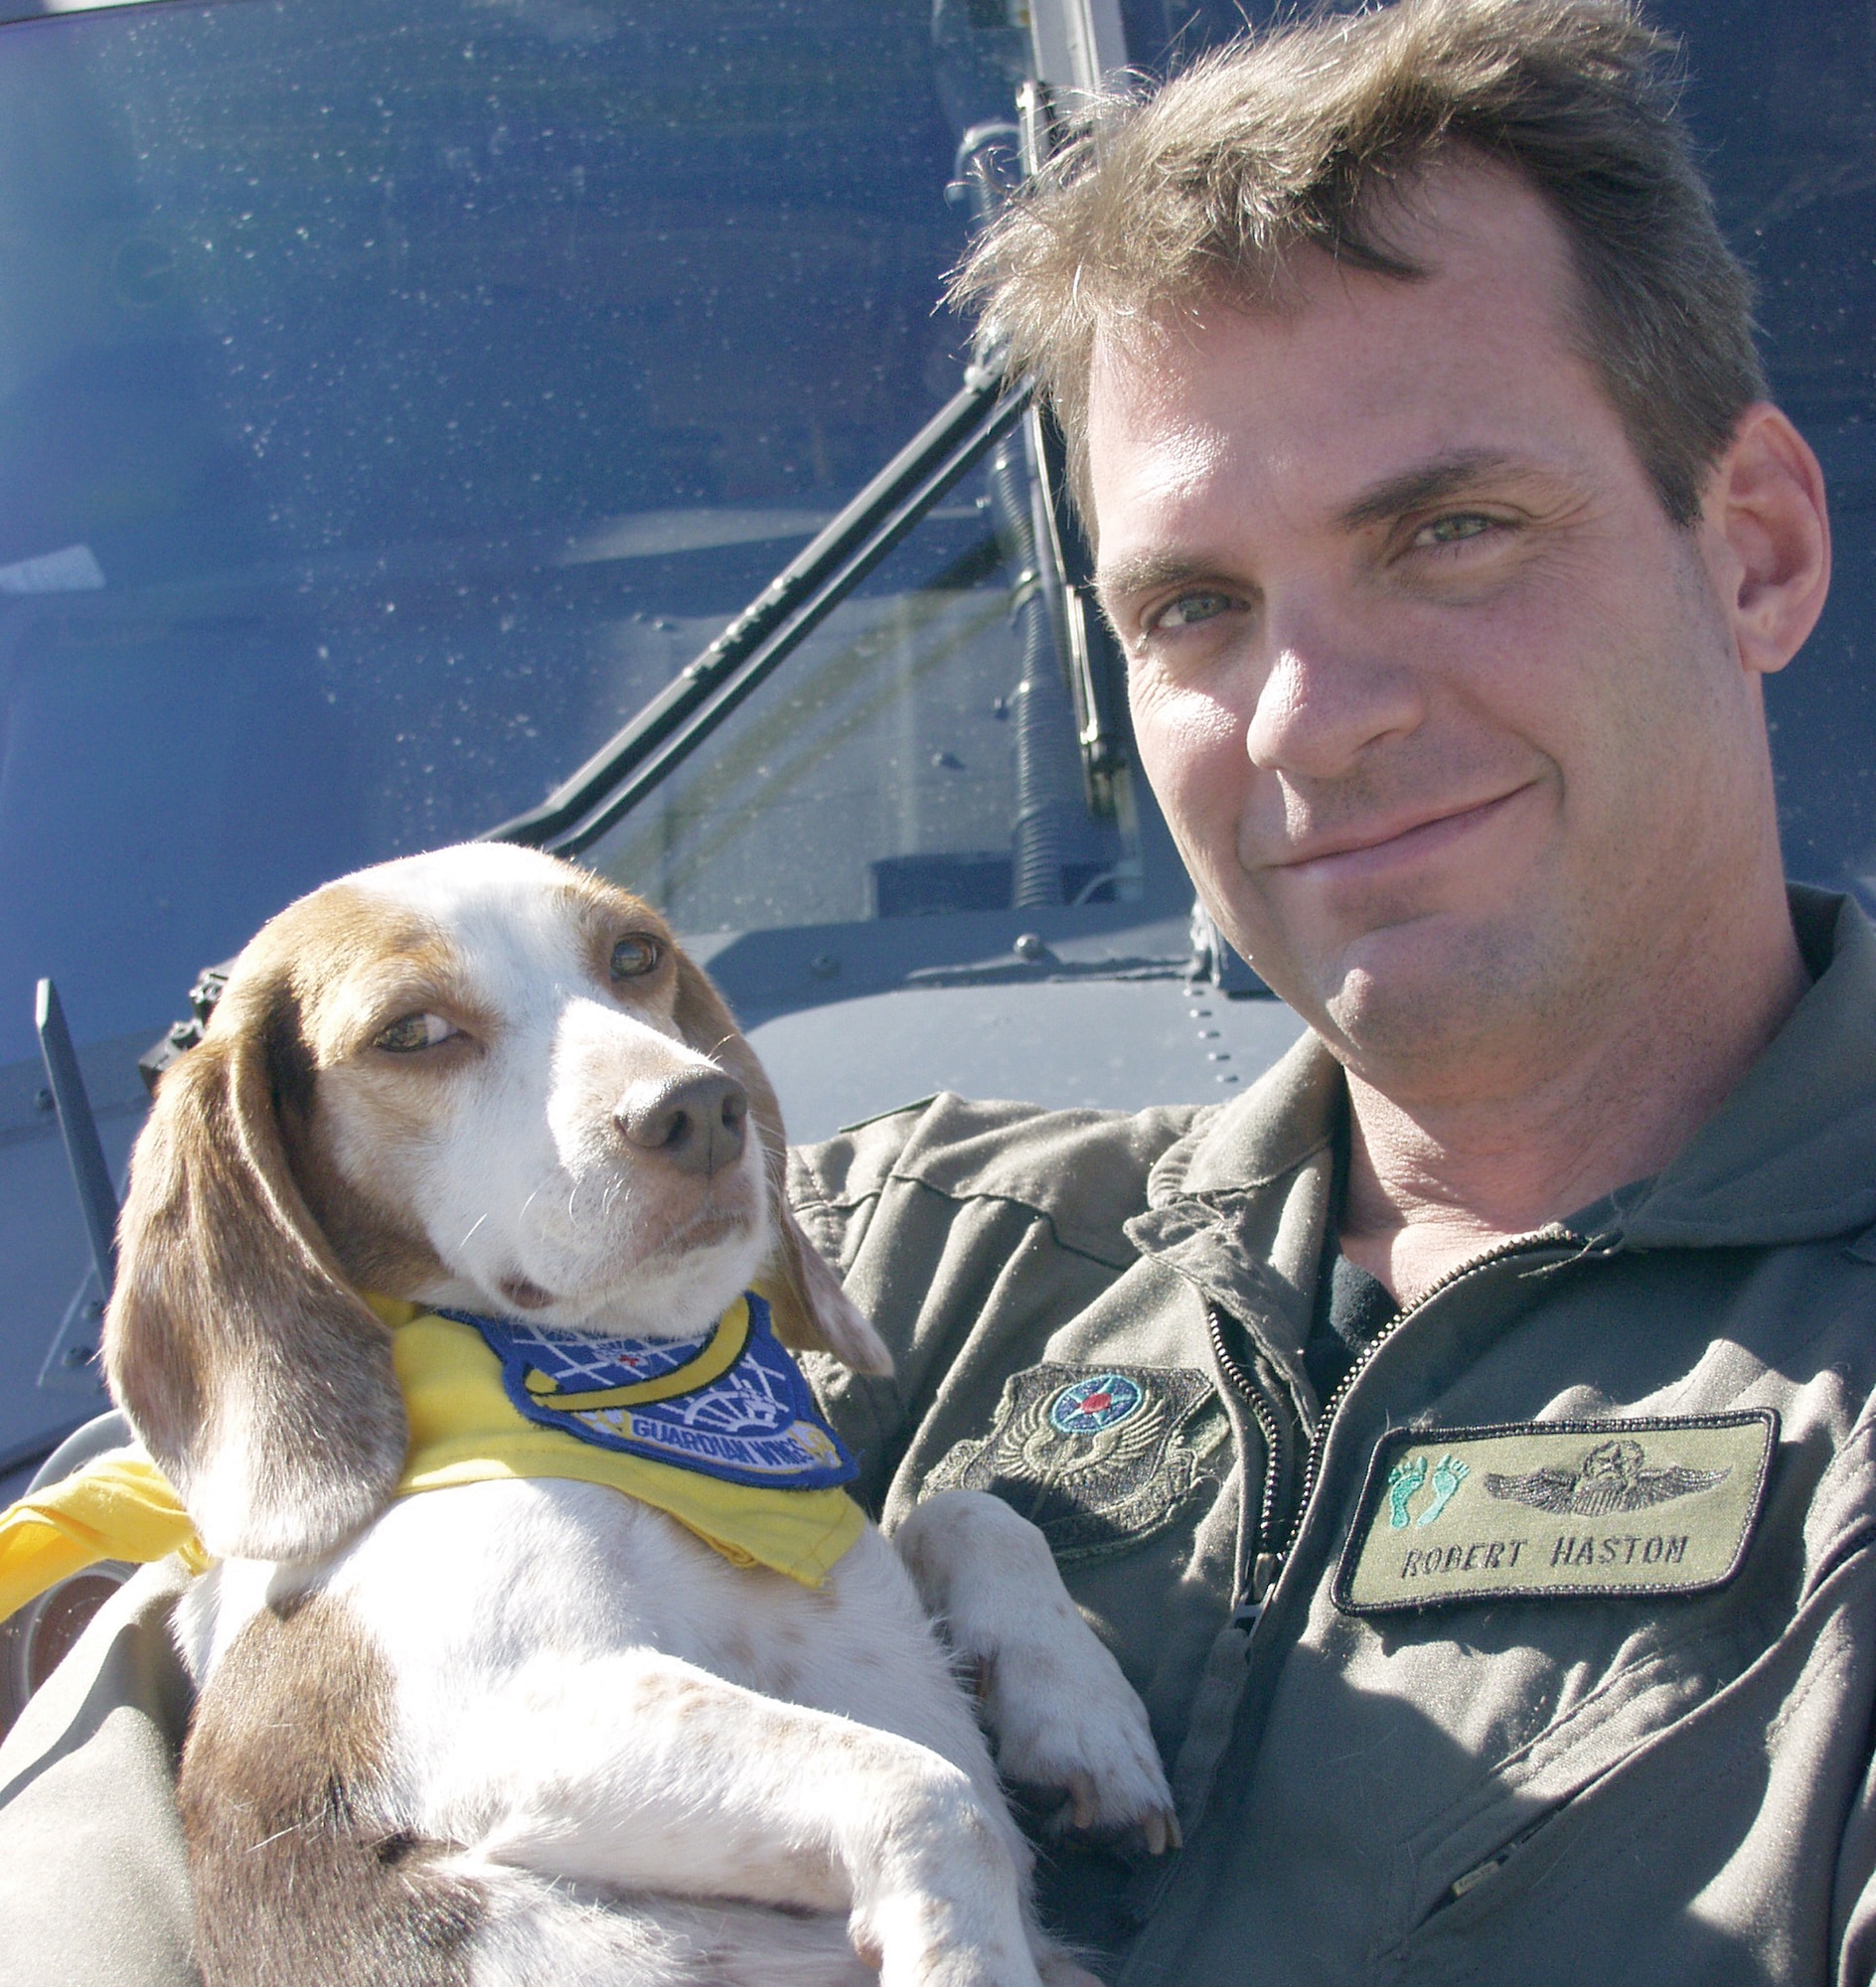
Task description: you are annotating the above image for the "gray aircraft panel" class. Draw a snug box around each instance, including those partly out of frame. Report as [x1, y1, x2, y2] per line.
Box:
[750, 978, 1308, 1144]
[0, 1034, 145, 1474]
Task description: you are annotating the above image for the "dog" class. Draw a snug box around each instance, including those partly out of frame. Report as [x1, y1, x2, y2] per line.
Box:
[102, 841, 1174, 1986]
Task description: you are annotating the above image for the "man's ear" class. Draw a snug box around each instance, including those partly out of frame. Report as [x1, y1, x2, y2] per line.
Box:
[102, 972, 408, 1563]
[1700, 402, 1831, 680]
[672, 951, 892, 1376]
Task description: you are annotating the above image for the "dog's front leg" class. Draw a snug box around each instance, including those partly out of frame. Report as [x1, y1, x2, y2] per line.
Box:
[424, 1646, 1042, 1987]
[894, 1489, 1177, 1849]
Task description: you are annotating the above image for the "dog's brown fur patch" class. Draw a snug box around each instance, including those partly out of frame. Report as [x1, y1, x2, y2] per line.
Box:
[181, 1591, 479, 1987]
[103, 884, 440, 1564]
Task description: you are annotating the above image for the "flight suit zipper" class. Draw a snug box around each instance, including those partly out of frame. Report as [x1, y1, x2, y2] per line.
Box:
[1126, 1225, 1603, 1987]
[1280, 1224, 1588, 1556]
[1204, 1305, 1292, 1626]
[1217, 1225, 1589, 1631]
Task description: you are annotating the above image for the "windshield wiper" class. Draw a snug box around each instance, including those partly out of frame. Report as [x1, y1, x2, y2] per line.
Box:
[485, 367, 1030, 857]
[486, 76, 1139, 868]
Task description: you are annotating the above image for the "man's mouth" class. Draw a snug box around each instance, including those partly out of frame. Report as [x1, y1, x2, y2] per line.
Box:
[1270, 785, 1536, 880]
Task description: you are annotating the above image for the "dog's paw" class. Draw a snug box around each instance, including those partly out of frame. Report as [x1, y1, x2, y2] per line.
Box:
[977, 1629, 1177, 1853]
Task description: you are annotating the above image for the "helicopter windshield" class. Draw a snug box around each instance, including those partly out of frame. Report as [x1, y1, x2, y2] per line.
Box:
[0, 0, 1124, 1068]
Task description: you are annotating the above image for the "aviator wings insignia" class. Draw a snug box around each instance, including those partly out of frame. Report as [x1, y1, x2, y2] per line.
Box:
[1485, 1437, 1730, 1518]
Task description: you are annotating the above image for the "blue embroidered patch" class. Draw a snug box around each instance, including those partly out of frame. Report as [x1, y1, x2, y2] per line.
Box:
[440, 1291, 859, 1491]
[1048, 1372, 1145, 1435]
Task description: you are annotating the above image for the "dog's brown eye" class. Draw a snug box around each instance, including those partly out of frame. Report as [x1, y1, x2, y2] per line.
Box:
[610, 934, 662, 981]
[374, 1012, 458, 1053]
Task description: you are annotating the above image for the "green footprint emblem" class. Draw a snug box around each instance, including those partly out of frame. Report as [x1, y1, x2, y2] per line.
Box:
[1386, 1455, 1429, 1529]
[1415, 1455, 1471, 1528]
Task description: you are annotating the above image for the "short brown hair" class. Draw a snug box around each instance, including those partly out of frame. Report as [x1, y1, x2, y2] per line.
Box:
[952, 0, 1764, 529]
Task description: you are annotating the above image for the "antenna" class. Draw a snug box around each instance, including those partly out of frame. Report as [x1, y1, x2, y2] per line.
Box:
[34, 978, 119, 1304]
[1027, 0, 1128, 95]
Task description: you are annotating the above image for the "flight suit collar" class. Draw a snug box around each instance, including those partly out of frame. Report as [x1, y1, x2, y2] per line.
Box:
[1125, 886, 1876, 1360]
[1613, 887, 1876, 1250]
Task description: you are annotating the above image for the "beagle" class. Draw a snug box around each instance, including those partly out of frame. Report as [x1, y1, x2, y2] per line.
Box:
[104, 841, 1173, 1987]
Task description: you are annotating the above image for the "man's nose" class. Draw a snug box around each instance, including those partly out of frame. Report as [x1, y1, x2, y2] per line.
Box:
[615, 1072, 748, 1177]
[1244, 598, 1425, 779]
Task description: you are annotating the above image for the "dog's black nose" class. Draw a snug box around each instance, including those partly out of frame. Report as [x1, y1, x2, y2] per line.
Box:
[616, 1073, 748, 1177]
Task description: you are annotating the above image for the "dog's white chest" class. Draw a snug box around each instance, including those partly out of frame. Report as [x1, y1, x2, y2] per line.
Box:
[325, 1482, 985, 1767]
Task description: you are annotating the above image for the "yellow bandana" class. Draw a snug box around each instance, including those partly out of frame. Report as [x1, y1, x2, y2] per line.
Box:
[0, 1294, 865, 1627]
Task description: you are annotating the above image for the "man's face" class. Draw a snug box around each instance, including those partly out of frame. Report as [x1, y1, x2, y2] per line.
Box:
[1090, 164, 1780, 1083]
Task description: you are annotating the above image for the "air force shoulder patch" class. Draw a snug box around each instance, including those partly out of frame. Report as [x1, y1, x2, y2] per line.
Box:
[922, 1362, 1228, 1563]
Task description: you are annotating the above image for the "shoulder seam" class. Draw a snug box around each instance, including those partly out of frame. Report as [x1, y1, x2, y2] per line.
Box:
[861, 1169, 1141, 1270]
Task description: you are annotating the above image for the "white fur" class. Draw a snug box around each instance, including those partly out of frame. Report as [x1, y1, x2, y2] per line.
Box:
[172, 844, 1172, 1984]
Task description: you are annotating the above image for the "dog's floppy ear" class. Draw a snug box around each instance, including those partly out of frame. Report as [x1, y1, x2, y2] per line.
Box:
[673, 953, 892, 1377]
[103, 969, 408, 1563]
[760, 1200, 896, 1379]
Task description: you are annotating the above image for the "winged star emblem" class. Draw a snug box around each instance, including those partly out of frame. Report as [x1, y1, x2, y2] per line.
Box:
[1484, 1438, 1730, 1518]
[1016, 1380, 1164, 1480]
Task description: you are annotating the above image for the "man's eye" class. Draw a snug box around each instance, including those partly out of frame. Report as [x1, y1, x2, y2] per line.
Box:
[610, 934, 663, 981]
[374, 1012, 458, 1053]
[1416, 513, 1496, 548]
[1154, 590, 1234, 630]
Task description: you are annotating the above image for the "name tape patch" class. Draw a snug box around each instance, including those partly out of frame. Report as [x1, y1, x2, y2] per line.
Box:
[1333, 1410, 1778, 1615]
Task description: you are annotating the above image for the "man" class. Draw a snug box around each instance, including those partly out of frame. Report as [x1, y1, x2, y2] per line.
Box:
[787, 0, 1872, 1977]
[2, 0, 1872, 1980]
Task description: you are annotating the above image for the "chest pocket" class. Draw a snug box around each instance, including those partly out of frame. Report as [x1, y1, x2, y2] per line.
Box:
[922, 1362, 1229, 1564]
